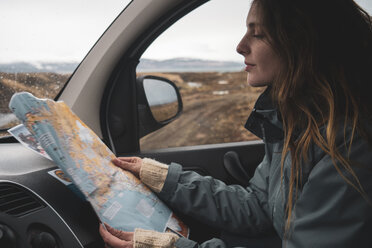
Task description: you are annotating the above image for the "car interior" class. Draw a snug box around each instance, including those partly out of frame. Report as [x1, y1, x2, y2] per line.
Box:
[1, 0, 370, 247]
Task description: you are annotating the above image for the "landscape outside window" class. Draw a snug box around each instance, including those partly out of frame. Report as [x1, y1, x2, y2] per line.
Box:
[138, 0, 264, 150]
[0, 0, 131, 137]
[138, 70, 265, 150]
[138, 0, 372, 150]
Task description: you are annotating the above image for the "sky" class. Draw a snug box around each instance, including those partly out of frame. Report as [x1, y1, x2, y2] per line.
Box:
[0, 0, 371, 64]
[142, 0, 252, 62]
[0, 0, 131, 63]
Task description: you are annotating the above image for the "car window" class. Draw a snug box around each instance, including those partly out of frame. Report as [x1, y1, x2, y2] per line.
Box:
[0, 0, 131, 138]
[137, 0, 265, 151]
[138, 0, 372, 151]
[357, 0, 372, 14]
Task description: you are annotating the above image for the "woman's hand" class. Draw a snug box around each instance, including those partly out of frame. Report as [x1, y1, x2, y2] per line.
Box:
[99, 223, 134, 248]
[112, 157, 142, 178]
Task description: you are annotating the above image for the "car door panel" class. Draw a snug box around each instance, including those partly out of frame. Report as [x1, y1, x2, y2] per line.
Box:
[135, 141, 264, 184]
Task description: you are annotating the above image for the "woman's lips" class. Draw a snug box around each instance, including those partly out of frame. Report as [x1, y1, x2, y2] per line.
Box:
[245, 63, 255, 71]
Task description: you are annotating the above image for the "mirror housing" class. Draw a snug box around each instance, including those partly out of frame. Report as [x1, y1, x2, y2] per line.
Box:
[136, 75, 183, 138]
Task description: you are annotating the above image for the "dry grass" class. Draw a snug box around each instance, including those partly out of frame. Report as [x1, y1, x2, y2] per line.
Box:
[0, 72, 70, 134]
[138, 71, 264, 150]
[1, 71, 264, 148]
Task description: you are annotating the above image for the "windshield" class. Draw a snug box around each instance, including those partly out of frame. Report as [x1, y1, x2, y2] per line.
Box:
[0, 0, 131, 138]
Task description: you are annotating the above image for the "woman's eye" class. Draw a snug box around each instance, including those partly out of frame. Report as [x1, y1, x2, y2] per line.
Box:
[253, 34, 264, 39]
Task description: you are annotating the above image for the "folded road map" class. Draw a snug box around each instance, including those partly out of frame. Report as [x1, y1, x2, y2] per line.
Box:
[9, 92, 189, 237]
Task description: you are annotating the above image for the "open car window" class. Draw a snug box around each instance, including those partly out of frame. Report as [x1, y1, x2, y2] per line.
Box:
[0, 0, 131, 138]
[137, 0, 372, 151]
[138, 0, 260, 150]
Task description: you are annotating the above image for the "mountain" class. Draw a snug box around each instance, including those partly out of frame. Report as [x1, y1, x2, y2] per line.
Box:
[0, 58, 244, 73]
[138, 58, 244, 72]
[0, 62, 79, 74]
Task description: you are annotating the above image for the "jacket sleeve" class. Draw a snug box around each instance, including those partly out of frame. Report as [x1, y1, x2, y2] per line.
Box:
[157, 156, 273, 237]
[133, 228, 228, 248]
[174, 237, 227, 248]
[286, 139, 372, 248]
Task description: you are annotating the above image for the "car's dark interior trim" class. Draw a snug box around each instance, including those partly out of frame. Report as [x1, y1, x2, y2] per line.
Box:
[0, 182, 46, 217]
[0, 135, 17, 143]
[100, 59, 140, 154]
[0, 180, 85, 248]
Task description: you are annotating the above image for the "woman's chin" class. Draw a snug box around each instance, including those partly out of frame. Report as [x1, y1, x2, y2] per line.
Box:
[247, 80, 270, 87]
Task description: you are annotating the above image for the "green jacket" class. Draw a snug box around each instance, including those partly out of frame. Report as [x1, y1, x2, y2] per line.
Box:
[157, 89, 372, 247]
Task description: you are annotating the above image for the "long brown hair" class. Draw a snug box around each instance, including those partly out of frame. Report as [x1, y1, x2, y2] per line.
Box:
[252, 0, 372, 237]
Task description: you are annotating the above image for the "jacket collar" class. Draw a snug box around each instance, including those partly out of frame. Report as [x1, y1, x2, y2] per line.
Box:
[244, 87, 284, 143]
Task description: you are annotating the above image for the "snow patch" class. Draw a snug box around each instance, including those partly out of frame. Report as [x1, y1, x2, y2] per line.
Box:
[213, 90, 229, 95]
[187, 82, 202, 88]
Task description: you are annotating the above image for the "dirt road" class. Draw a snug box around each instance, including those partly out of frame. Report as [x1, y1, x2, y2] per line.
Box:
[140, 91, 261, 150]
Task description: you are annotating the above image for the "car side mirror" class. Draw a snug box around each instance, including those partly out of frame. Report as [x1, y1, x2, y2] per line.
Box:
[137, 75, 183, 138]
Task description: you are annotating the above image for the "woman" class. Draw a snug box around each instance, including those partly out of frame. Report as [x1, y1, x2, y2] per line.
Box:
[100, 0, 372, 247]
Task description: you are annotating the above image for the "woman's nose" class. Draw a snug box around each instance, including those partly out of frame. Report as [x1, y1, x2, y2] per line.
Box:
[236, 36, 249, 55]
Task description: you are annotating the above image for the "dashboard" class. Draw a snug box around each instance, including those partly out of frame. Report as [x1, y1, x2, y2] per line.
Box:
[0, 143, 103, 248]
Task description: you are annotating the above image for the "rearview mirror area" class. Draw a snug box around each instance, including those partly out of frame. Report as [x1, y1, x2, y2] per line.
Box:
[143, 77, 180, 122]
[137, 75, 183, 138]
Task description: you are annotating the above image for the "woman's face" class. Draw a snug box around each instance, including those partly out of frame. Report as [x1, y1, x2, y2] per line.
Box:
[236, 4, 282, 87]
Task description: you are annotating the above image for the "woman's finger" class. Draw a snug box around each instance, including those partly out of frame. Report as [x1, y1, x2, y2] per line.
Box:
[99, 224, 133, 248]
[117, 157, 139, 163]
[112, 158, 132, 169]
[112, 157, 141, 176]
[105, 223, 134, 241]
